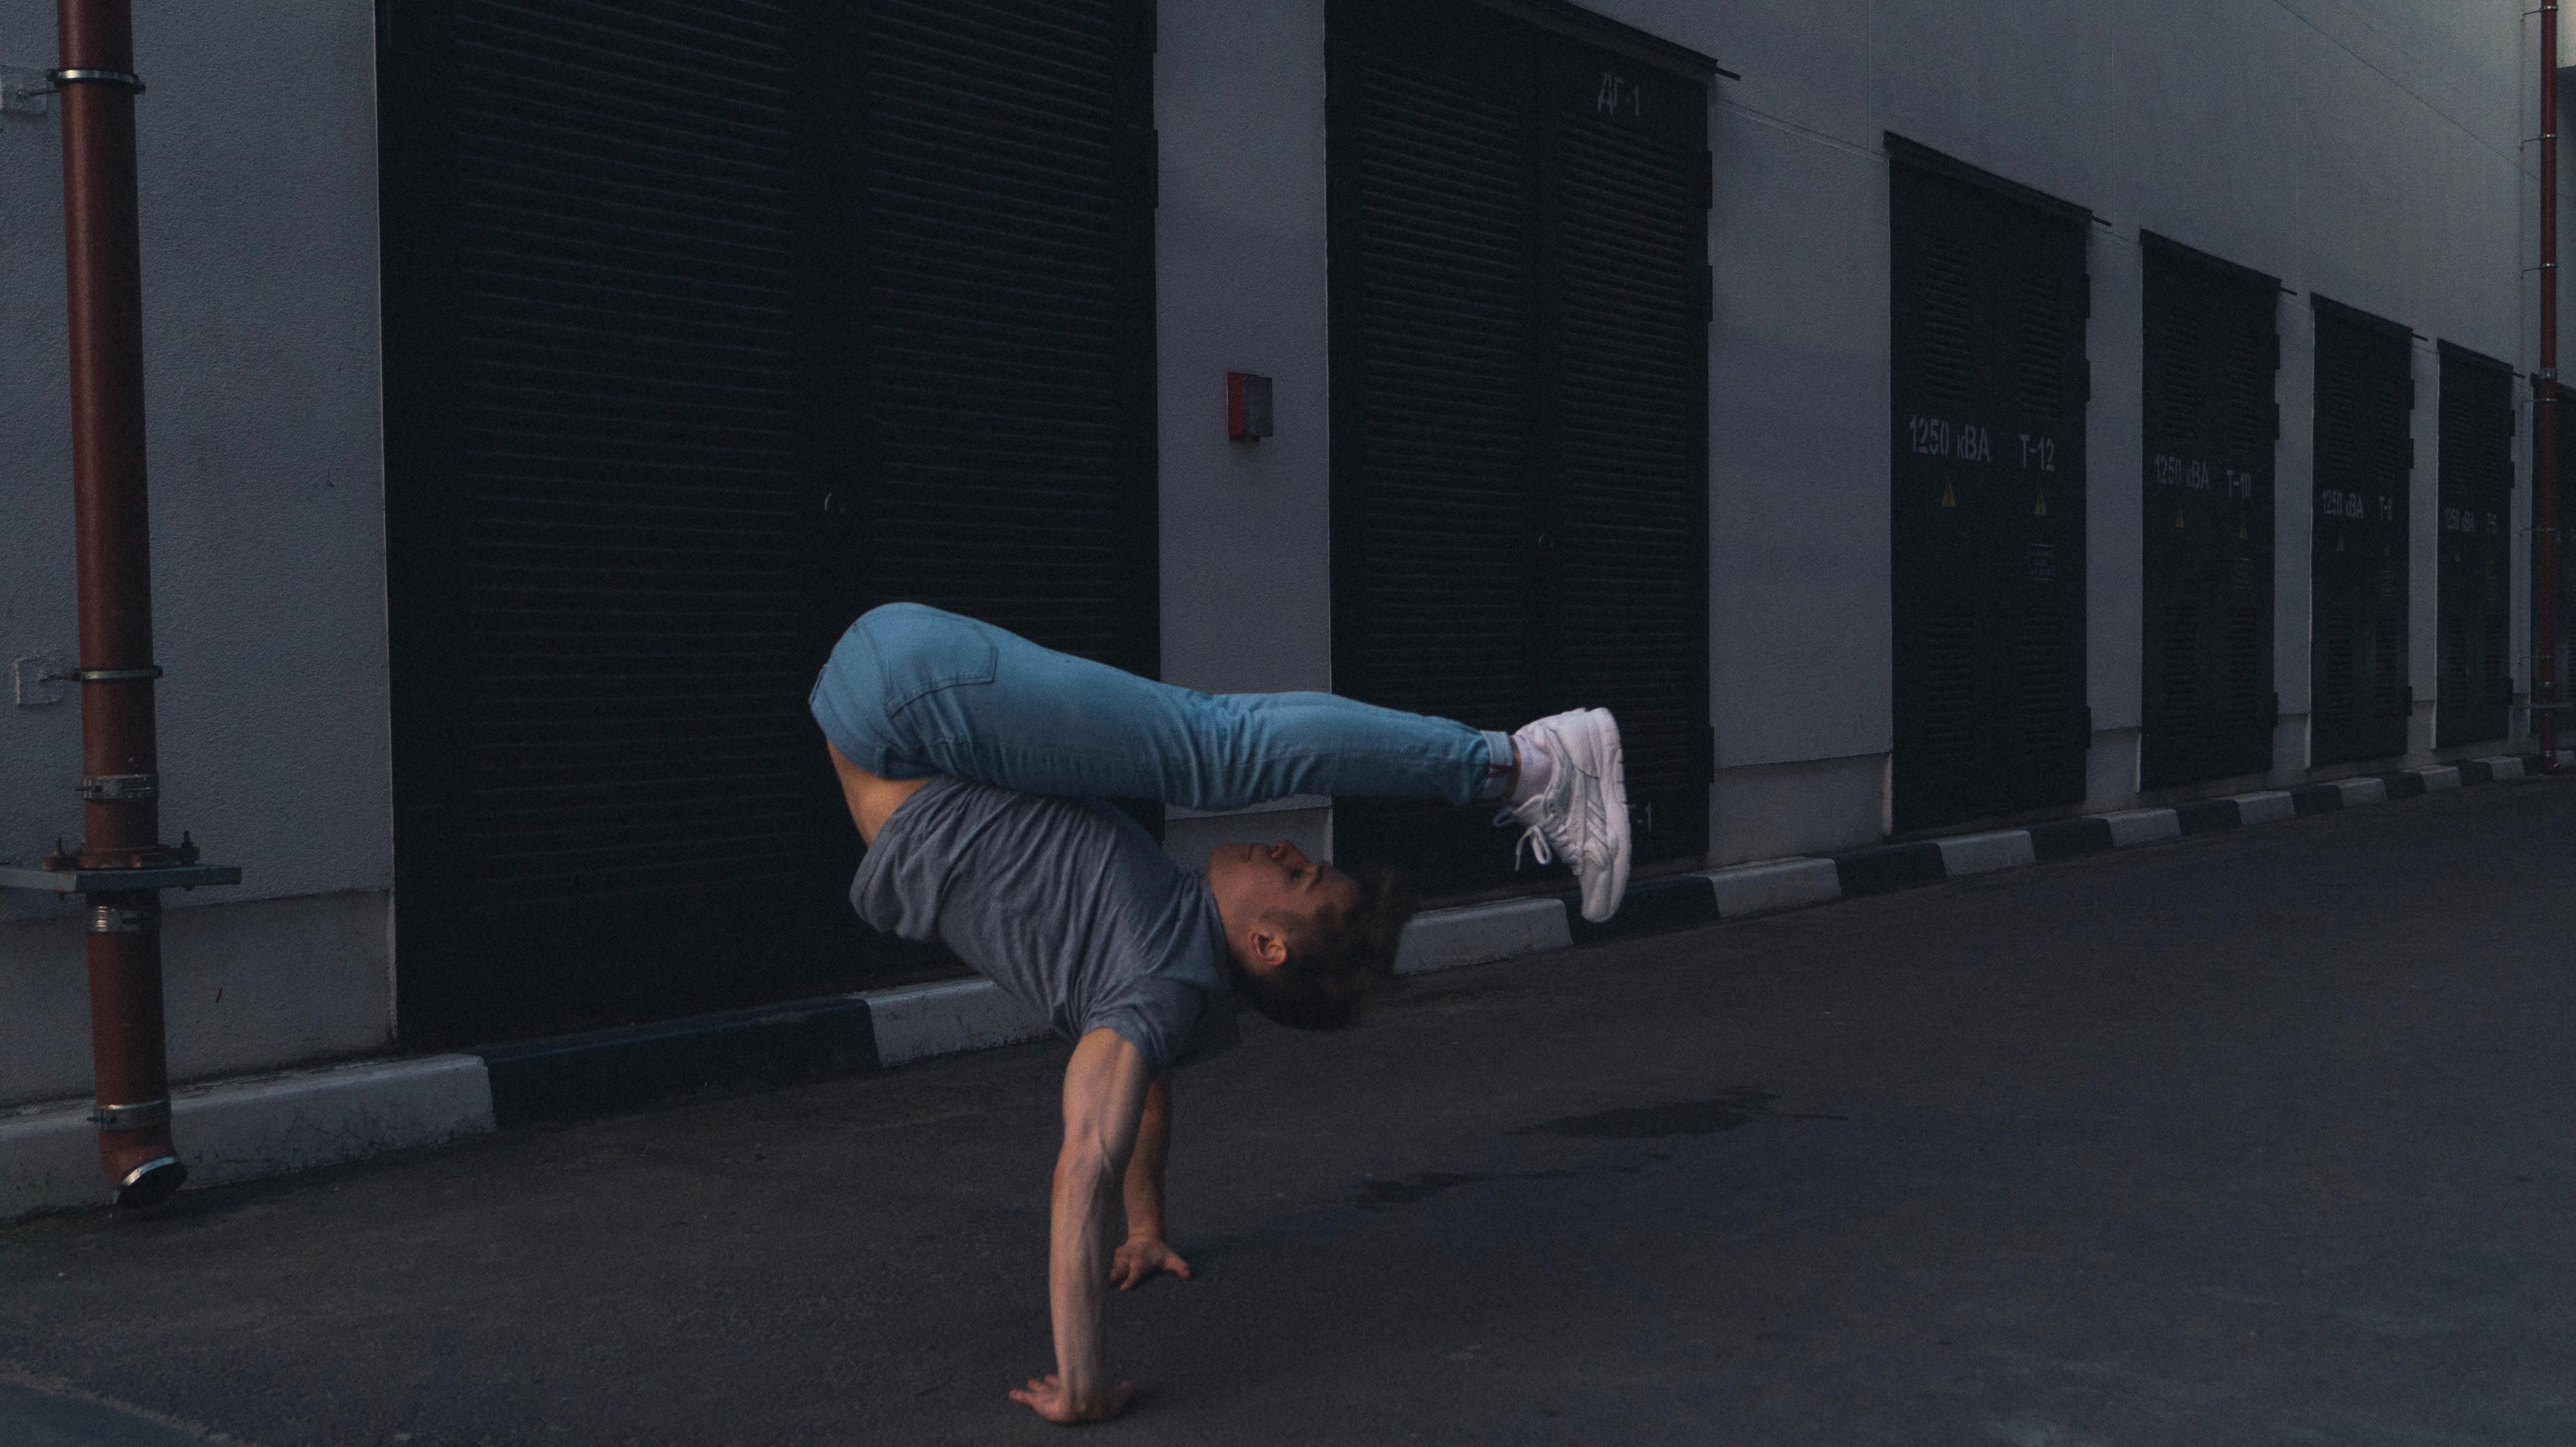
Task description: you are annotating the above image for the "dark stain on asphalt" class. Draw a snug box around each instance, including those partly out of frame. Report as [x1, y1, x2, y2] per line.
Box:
[1354, 1168, 1579, 1211]
[1351, 1090, 1833, 1211]
[1509, 1088, 1778, 1139]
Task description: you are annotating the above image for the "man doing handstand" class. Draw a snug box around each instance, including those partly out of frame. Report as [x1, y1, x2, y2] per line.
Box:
[810, 603, 1630, 1424]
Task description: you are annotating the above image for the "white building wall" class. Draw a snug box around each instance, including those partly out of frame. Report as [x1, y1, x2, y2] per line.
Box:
[0, 0, 2554, 1101]
[0, 2, 389, 1106]
[2274, 299, 2320, 776]
[1152, 0, 1338, 870]
[1711, 0, 2523, 840]
[1704, 107, 1894, 859]
[1150, 0, 2539, 867]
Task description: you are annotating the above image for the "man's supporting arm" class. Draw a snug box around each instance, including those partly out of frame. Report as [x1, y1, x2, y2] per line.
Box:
[1111, 1072, 1193, 1290]
[1011, 1027, 1157, 1424]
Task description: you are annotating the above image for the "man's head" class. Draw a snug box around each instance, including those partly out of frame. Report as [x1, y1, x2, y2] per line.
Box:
[1204, 840, 1418, 1031]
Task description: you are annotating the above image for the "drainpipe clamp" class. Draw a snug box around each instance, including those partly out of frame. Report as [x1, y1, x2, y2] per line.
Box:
[88, 901, 159, 935]
[79, 773, 157, 802]
[46, 68, 142, 93]
[73, 665, 160, 684]
[90, 1099, 168, 1132]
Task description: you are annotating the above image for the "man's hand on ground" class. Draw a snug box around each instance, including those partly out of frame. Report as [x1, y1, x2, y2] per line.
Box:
[1109, 1237, 1193, 1291]
[1010, 1373, 1134, 1424]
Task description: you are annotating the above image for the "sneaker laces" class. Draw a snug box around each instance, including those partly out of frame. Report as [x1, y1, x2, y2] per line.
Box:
[1495, 810, 1557, 871]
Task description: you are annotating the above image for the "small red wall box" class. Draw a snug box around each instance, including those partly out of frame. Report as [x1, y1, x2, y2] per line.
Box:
[1227, 372, 1274, 440]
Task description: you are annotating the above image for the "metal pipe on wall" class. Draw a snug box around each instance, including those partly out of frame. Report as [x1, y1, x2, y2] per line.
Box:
[2538, 0, 2561, 772]
[54, 0, 183, 1207]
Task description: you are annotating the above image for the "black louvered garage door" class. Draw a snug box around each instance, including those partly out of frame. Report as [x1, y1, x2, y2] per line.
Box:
[381, 0, 1154, 1042]
[1888, 140, 2090, 832]
[2435, 343, 2515, 748]
[2139, 235, 2280, 790]
[1325, 0, 1712, 897]
[2309, 298, 2413, 768]
[2560, 387, 2574, 700]
[831, 0, 1158, 673]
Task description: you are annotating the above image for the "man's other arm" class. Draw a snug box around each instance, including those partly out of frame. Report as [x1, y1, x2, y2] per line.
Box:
[1111, 1072, 1192, 1289]
[1010, 1027, 1157, 1424]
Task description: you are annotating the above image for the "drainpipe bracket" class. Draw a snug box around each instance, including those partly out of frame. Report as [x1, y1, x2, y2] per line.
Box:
[45, 68, 141, 94]
[0, 863, 241, 894]
[42, 834, 199, 870]
[90, 1099, 168, 1131]
[88, 901, 158, 934]
[78, 773, 156, 802]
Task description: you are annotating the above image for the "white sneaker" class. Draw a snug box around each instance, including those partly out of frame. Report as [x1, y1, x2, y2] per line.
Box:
[1499, 708, 1630, 923]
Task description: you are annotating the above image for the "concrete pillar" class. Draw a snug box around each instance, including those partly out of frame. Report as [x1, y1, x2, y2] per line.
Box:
[2273, 296, 2317, 778]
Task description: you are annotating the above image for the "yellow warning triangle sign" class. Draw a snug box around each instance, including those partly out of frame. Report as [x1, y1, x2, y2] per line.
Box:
[1940, 482, 1956, 509]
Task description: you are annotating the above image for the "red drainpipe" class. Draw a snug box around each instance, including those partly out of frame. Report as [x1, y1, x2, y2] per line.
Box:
[2538, 1, 2562, 772]
[36, 0, 231, 1208]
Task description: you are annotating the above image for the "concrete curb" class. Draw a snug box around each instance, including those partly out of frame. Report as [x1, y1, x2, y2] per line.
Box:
[0, 753, 2541, 1221]
[1704, 858, 1843, 917]
[2, 1056, 493, 1221]
[1393, 898, 1572, 976]
[866, 978, 1050, 1068]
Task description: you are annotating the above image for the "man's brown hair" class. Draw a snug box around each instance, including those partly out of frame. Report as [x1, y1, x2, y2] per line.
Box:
[1237, 863, 1419, 1031]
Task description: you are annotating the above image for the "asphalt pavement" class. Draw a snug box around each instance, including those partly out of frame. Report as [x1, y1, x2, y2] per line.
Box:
[2, 775, 2571, 1445]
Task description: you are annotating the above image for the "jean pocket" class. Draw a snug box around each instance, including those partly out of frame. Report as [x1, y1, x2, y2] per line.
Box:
[858, 604, 999, 712]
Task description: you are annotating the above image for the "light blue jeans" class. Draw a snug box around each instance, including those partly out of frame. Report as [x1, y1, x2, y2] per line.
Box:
[810, 603, 1513, 810]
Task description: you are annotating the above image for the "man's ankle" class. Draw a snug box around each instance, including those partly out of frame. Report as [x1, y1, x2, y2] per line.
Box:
[1507, 737, 1554, 805]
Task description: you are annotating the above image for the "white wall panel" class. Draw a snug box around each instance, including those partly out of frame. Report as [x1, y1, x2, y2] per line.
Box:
[0, 0, 388, 1054]
[0, 2, 387, 910]
[1154, 0, 1334, 697]
[1708, 122, 1890, 769]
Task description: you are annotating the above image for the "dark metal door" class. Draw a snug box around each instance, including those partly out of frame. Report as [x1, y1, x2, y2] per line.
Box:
[2308, 298, 2413, 768]
[2435, 343, 2515, 747]
[1888, 141, 2091, 833]
[381, 0, 1156, 1042]
[2139, 236, 2279, 790]
[2560, 386, 2574, 700]
[1325, 0, 1712, 895]
[820, 0, 1160, 675]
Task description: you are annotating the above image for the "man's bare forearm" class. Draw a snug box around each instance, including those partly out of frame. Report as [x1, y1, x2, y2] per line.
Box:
[1121, 1073, 1173, 1244]
[1048, 1142, 1123, 1403]
[1018, 1028, 1155, 1423]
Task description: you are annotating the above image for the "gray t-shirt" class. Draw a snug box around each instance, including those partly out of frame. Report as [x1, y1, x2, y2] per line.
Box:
[850, 775, 1240, 1075]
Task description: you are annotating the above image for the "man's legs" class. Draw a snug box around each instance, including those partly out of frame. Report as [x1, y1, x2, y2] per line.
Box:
[810, 603, 1517, 811]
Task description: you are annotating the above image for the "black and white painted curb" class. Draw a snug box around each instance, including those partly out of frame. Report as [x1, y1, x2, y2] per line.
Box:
[0, 754, 2537, 1219]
